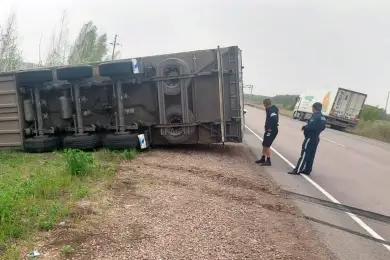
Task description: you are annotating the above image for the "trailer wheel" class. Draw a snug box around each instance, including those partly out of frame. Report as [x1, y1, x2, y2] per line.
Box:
[62, 134, 101, 150]
[103, 133, 139, 149]
[293, 111, 298, 119]
[18, 69, 53, 84]
[299, 112, 306, 121]
[57, 65, 93, 81]
[164, 105, 196, 144]
[24, 136, 61, 153]
[98, 61, 133, 77]
[157, 58, 191, 96]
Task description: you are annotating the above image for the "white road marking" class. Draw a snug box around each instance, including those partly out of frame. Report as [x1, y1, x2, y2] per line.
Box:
[322, 137, 346, 147]
[245, 125, 390, 252]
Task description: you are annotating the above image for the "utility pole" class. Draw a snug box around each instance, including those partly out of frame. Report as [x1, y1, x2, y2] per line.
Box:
[385, 90, 390, 119]
[244, 84, 254, 101]
[110, 34, 120, 60]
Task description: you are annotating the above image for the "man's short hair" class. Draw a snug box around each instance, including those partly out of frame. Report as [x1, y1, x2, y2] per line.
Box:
[312, 102, 322, 111]
[263, 98, 272, 106]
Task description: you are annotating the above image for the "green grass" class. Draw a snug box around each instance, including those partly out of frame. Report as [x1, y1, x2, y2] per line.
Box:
[121, 149, 137, 160]
[0, 148, 126, 258]
[60, 244, 75, 255]
[351, 120, 390, 143]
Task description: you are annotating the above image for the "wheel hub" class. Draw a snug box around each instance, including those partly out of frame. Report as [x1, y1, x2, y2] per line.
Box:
[167, 116, 184, 136]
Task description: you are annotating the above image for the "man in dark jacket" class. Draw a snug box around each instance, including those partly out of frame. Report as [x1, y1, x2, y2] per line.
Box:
[288, 102, 326, 175]
[255, 99, 279, 166]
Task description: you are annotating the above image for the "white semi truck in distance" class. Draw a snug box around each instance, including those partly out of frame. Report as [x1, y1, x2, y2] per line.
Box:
[292, 87, 367, 130]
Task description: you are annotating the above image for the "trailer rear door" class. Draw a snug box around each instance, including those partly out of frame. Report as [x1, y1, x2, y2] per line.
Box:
[331, 88, 367, 120]
[331, 89, 350, 117]
[345, 92, 367, 120]
[0, 73, 23, 148]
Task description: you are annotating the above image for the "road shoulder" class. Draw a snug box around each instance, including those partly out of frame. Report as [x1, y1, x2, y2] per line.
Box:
[36, 144, 335, 260]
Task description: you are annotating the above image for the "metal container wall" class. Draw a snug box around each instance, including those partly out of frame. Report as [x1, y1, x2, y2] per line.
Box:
[0, 46, 244, 149]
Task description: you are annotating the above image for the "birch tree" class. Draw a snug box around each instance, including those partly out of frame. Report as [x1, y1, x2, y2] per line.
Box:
[45, 10, 69, 66]
[0, 13, 23, 71]
[68, 21, 108, 65]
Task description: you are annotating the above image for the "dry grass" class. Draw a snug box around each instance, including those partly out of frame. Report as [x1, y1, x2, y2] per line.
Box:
[33, 144, 333, 260]
[351, 120, 390, 143]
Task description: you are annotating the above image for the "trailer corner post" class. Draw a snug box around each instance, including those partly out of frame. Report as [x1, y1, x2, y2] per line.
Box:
[217, 46, 225, 144]
[34, 87, 44, 136]
[116, 79, 126, 133]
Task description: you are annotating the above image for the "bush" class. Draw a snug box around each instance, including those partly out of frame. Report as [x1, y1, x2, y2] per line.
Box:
[121, 149, 137, 160]
[64, 149, 93, 176]
[353, 120, 390, 142]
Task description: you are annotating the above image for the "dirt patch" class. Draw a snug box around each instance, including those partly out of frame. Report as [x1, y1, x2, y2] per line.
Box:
[36, 144, 334, 260]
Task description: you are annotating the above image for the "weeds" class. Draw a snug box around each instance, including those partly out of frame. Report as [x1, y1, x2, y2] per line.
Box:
[0, 149, 121, 257]
[351, 120, 390, 143]
[121, 149, 137, 160]
[64, 149, 93, 176]
[60, 244, 75, 255]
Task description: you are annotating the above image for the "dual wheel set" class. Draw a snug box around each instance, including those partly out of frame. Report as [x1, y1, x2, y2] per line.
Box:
[23, 132, 145, 153]
[20, 60, 147, 153]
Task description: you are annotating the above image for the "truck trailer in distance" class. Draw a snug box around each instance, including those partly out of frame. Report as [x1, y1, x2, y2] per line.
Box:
[292, 87, 367, 130]
[0, 46, 244, 152]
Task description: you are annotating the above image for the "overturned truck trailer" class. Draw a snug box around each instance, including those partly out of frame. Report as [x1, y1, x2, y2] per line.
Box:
[0, 46, 244, 152]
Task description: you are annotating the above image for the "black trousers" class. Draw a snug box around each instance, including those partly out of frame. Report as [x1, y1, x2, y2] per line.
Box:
[295, 137, 320, 173]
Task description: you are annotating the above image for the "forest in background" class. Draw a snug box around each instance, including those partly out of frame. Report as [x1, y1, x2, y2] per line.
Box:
[0, 11, 120, 72]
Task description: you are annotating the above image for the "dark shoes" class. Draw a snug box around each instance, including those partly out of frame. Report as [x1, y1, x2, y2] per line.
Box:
[261, 160, 271, 166]
[255, 157, 271, 166]
[288, 170, 300, 175]
[255, 158, 265, 164]
[287, 169, 311, 175]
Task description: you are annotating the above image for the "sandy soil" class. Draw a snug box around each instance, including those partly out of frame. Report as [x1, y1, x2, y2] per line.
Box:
[37, 144, 335, 260]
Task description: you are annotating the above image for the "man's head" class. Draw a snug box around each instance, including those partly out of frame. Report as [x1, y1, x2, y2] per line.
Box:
[263, 98, 272, 108]
[312, 102, 322, 113]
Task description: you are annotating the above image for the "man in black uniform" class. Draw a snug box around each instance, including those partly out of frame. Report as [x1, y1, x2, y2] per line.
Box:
[288, 102, 326, 175]
[255, 99, 279, 166]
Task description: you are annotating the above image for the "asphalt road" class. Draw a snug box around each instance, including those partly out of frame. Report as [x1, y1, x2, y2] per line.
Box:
[244, 105, 390, 260]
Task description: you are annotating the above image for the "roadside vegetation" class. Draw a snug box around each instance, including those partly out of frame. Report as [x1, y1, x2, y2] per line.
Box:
[0, 148, 137, 258]
[245, 94, 390, 143]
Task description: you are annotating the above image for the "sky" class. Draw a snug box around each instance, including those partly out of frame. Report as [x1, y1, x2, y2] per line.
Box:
[1, 0, 390, 110]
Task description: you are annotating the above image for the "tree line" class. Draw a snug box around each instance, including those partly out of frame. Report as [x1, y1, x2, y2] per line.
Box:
[0, 11, 120, 72]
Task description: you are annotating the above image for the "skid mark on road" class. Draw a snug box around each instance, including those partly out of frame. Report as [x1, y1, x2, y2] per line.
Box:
[245, 125, 390, 252]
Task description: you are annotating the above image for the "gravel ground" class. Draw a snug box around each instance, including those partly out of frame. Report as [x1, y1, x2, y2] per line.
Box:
[38, 144, 335, 260]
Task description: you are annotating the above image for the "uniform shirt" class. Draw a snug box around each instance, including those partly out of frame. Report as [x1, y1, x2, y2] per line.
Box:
[265, 105, 279, 131]
[302, 112, 326, 138]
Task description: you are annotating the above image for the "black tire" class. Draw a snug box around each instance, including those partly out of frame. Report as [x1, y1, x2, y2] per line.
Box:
[103, 133, 139, 149]
[329, 125, 346, 131]
[299, 112, 306, 121]
[57, 65, 93, 81]
[99, 61, 134, 77]
[24, 136, 61, 153]
[156, 58, 191, 96]
[62, 134, 101, 150]
[17, 69, 53, 84]
[292, 111, 297, 119]
[164, 105, 196, 144]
